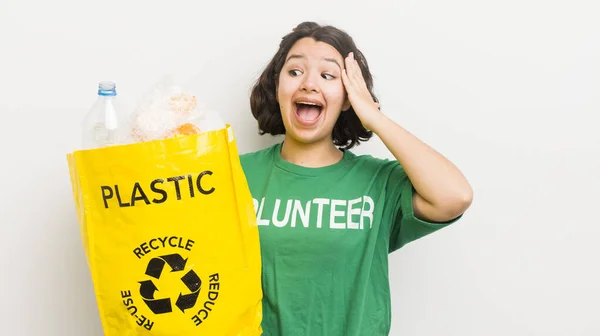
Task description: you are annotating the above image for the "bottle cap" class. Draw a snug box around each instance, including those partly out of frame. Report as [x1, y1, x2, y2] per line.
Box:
[98, 81, 117, 96]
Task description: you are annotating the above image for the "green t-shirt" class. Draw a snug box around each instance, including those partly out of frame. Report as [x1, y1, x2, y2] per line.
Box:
[239, 142, 458, 336]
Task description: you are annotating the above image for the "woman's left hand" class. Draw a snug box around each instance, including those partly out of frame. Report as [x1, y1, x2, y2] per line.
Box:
[341, 52, 384, 131]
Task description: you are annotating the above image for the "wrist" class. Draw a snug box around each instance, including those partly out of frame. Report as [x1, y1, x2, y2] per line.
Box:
[365, 111, 390, 134]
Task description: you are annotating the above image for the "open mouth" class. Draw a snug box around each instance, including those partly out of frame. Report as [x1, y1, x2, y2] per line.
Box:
[294, 101, 323, 123]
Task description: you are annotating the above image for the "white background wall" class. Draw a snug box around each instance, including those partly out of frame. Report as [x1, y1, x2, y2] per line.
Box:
[1, 0, 599, 335]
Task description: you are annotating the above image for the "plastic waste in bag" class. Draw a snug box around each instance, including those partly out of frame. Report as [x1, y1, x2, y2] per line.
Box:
[81, 81, 132, 149]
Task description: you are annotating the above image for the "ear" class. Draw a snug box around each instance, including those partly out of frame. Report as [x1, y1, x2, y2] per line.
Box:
[342, 98, 351, 112]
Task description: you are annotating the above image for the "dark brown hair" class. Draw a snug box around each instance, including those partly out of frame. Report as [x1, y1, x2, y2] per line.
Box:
[250, 21, 378, 150]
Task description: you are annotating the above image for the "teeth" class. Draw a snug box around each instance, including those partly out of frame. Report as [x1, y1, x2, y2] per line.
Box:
[297, 102, 321, 107]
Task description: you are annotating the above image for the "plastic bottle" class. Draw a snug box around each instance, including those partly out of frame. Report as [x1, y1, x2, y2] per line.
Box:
[82, 81, 129, 149]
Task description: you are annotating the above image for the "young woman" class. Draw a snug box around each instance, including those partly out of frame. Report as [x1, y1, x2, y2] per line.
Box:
[240, 21, 473, 336]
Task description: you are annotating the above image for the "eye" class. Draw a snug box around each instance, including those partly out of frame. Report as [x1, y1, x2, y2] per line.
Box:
[322, 73, 336, 80]
[289, 69, 302, 76]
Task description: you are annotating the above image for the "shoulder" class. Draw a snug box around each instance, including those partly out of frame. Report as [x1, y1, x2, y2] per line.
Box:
[239, 143, 280, 170]
[345, 150, 403, 176]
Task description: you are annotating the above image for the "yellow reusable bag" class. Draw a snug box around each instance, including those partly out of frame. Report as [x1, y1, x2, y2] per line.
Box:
[67, 125, 262, 335]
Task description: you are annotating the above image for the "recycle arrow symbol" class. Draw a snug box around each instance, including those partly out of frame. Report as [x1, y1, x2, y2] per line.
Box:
[138, 253, 201, 315]
[145, 254, 188, 279]
[139, 280, 172, 314]
[175, 269, 202, 313]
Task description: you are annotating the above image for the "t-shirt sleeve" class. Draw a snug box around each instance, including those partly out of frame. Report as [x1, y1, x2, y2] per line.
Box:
[385, 162, 461, 253]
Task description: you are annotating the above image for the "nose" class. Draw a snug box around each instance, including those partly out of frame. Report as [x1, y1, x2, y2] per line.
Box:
[300, 73, 320, 93]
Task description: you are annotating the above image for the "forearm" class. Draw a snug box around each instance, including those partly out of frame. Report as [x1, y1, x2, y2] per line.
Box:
[370, 113, 473, 219]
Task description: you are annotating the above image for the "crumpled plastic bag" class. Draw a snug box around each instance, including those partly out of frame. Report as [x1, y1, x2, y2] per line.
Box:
[130, 76, 226, 142]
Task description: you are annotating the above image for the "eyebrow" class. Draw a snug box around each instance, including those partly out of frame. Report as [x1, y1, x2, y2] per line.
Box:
[285, 54, 342, 69]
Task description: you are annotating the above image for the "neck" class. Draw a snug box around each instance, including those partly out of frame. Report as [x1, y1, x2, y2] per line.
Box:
[280, 136, 343, 168]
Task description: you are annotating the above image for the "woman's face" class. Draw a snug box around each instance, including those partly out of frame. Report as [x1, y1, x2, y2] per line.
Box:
[276, 37, 351, 146]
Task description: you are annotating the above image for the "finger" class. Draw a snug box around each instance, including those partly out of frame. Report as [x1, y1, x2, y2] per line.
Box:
[341, 68, 351, 89]
[353, 59, 361, 78]
[348, 52, 358, 78]
[349, 57, 362, 83]
[352, 59, 363, 82]
[347, 52, 356, 70]
[345, 53, 354, 78]
[343, 62, 355, 88]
